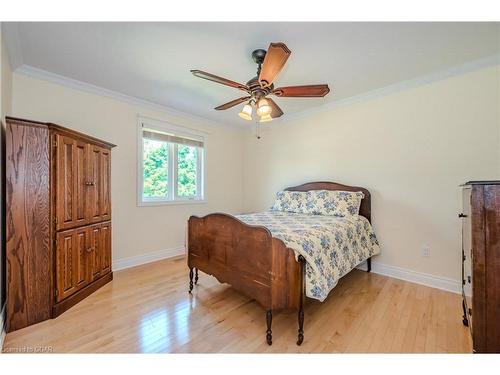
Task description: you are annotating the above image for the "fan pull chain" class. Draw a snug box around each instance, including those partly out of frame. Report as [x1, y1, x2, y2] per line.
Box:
[256, 122, 261, 139]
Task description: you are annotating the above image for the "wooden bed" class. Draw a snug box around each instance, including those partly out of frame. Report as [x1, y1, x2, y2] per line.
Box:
[187, 181, 372, 345]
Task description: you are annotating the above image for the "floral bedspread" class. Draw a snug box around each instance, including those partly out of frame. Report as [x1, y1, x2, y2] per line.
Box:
[236, 211, 381, 302]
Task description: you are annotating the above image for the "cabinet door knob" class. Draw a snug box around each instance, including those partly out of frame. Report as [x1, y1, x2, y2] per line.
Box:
[86, 247, 93, 253]
[85, 181, 96, 186]
[458, 213, 467, 218]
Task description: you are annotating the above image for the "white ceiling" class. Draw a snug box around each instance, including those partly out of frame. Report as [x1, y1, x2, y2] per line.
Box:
[5, 22, 500, 125]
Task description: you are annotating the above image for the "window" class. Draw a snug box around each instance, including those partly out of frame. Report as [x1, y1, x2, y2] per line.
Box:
[138, 117, 205, 205]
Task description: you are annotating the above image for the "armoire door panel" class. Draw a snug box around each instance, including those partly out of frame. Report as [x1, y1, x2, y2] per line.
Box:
[75, 141, 88, 223]
[58, 136, 74, 226]
[56, 134, 89, 230]
[60, 235, 73, 297]
[90, 224, 102, 280]
[100, 149, 111, 221]
[56, 227, 90, 302]
[100, 222, 112, 275]
[75, 229, 90, 286]
[88, 146, 102, 223]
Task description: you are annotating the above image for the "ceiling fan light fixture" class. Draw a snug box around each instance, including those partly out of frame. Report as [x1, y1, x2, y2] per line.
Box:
[238, 103, 253, 121]
[191, 42, 331, 127]
[256, 98, 272, 117]
[259, 114, 273, 123]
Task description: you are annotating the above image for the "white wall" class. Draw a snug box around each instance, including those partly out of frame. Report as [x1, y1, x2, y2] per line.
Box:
[9, 63, 500, 285]
[1, 27, 13, 121]
[11, 73, 245, 263]
[243, 66, 500, 282]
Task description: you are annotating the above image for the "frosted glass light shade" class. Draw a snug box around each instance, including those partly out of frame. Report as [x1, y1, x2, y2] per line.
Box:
[256, 98, 272, 116]
[259, 114, 273, 123]
[238, 104, 253, 120]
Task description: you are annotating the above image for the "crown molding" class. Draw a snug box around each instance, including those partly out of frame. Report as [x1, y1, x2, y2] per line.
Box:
[14, 64, 246, 132]
[266, 52, 500, 128]
[13, 51, 500, 133]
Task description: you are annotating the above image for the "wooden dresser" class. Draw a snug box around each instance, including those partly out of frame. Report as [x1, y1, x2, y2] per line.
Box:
[6, 117, 116, 332]
[461, 181, 500, 353]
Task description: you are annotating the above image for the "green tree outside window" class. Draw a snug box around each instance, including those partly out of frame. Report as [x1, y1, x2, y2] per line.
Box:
[143, 139, 168, 198]
[177, 145, 198, 197]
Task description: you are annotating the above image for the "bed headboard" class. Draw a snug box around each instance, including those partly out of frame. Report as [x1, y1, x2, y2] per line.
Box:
[285, 181, 371, 222]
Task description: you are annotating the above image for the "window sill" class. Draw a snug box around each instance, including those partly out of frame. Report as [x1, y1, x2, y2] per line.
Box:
[138, 199, 207, 207]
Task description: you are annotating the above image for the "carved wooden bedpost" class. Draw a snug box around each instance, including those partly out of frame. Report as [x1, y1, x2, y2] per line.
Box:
[297, 255, 306, 345]
[266, 310, 273, 345]
[188, 268, 194, 293]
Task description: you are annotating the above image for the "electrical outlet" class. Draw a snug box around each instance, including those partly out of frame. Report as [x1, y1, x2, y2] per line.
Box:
[421, 246, 431, 257]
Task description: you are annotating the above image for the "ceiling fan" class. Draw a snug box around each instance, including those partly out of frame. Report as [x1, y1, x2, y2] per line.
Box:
[191, 42, 330, 123]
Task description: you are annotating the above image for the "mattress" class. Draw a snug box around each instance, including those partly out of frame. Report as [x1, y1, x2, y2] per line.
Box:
[236, 211, 381, 301]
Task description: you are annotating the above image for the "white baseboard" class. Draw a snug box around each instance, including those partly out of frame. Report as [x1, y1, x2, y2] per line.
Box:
[113, 247, 185, 272]
[0, 303, 6, 352]
[358, 260, 461, 294]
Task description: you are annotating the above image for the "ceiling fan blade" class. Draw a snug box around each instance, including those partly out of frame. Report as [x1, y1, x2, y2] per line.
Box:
[258, 42, 291, 88]
[267, 98, 284, 118]
[191, 70, 248, 92]
[273, 84, 330, 97]
[214, 96, 251, 110]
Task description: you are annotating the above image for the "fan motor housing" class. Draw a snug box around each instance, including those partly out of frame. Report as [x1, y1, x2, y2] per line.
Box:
[252, 49, 267, 65]
[246, 76, 274, 99]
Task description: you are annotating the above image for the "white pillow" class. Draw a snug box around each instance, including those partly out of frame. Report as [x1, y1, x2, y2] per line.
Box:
[271, 191, 308, 213]
[304, 190, 364, 217]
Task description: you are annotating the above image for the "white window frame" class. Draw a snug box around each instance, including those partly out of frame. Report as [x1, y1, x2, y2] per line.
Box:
[137, 116, 207, 206]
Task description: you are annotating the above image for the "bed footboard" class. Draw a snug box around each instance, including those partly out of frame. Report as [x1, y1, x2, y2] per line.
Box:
[187, 213, 305, 345]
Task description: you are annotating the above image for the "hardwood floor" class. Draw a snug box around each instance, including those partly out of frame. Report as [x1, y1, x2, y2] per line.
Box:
[3, 257, 472, 353]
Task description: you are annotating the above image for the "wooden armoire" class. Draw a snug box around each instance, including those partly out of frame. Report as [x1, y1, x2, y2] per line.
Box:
[461, 181, 500, 353]
[6, 117, 116, 332]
